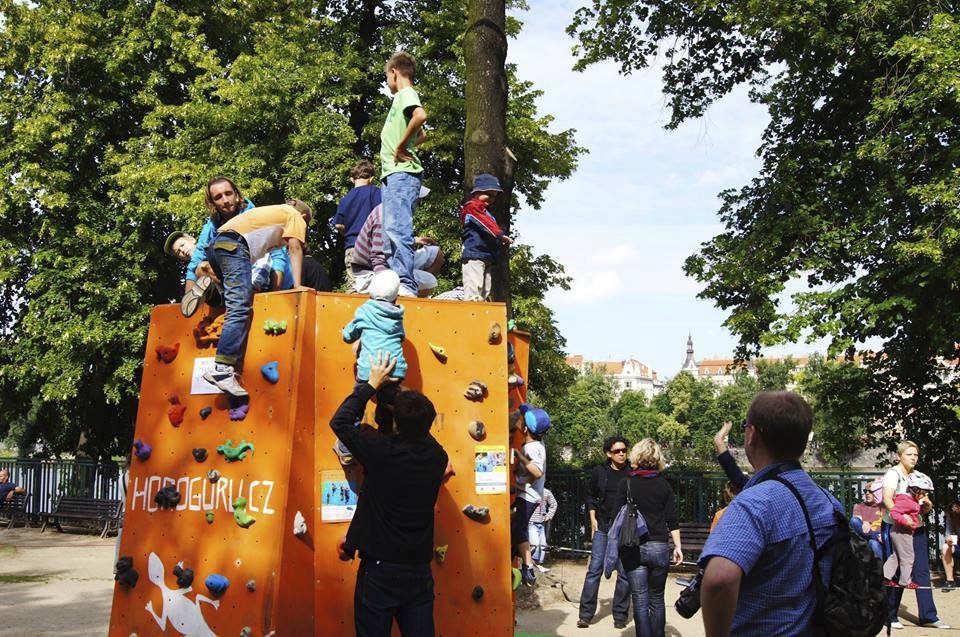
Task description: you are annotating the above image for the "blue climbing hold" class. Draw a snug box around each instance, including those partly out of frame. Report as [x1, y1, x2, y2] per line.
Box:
[260, 361, 279, 384]
[204, 573, 230, 596]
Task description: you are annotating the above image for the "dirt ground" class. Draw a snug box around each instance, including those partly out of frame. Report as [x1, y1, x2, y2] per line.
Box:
[0, 527, 957, 636]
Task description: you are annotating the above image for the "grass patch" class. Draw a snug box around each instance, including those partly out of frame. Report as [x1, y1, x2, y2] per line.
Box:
[0, 574, 47, 584]
[0, 543, 14, 557]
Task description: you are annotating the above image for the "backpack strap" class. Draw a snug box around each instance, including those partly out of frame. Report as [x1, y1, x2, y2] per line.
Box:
[773, 476, 826, 623]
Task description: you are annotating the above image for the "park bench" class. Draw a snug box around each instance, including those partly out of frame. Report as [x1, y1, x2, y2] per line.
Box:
[0, 492, 29, 530]
[41, 495, 123, 538]
[679, 522, 712, 564]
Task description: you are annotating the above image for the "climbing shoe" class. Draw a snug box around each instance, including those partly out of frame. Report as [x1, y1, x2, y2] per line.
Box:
[521, 564, 536, 587]
[203, 363, 248, 397]
[333, 440, 353, 466]
[181, 275, 212, 317]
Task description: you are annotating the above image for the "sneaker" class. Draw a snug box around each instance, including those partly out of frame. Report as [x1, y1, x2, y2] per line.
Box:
[521, 565, 536, 587]
[576, 619, 589, 628]
[904, 581, 920, 589]
[890, 621, 904, 629]
[203, 364, 248, 397]
[614, 619, 628, 629]
[922, 621, 952, 629]
[398, 285, 417, 298]
[333, 440, 353, 466]
[940, 580, 956, 590]
[534, 563, 550, 573]
[180, 275, 212, 317]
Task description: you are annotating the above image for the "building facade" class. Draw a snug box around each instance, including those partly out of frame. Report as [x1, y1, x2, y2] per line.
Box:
[565, 355, 663, 399]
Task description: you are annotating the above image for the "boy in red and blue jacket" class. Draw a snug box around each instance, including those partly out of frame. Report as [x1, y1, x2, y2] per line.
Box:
[460, 173, 512, 301]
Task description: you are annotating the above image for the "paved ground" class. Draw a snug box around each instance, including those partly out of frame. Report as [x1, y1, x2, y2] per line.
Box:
[1, 527, 957, 635]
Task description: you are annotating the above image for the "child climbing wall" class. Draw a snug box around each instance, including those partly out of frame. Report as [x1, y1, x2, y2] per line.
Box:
[109, 289, 524, 636]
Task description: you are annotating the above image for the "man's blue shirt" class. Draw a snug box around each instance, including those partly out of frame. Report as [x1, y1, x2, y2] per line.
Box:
[700, 464, 844, 637]
[333, 185, 381, 249]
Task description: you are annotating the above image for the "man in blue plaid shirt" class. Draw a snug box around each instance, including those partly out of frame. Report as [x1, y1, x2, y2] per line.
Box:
[699, 392, 844, 637]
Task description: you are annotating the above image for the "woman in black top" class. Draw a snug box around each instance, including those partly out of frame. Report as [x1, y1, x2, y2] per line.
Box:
[610, 438, 682, 637]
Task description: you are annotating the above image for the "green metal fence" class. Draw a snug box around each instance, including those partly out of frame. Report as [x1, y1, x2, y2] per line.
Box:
[546, 468, 958, 570]
[0, 458, 124, 521]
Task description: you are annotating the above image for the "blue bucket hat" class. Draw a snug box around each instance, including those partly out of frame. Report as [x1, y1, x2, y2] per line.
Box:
[519, 403, 551, 436]
[471, 173, 503, 194]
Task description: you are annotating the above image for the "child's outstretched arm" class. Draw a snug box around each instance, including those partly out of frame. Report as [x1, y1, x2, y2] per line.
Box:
[342, 317, 363, 343]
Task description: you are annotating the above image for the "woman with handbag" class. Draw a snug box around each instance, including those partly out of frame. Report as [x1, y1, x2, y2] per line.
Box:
[609, 438, 683, 637]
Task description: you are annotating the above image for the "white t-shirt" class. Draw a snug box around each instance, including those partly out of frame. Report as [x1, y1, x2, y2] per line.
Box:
[517, 441, 546, 504]
[882, 466, 923, 526]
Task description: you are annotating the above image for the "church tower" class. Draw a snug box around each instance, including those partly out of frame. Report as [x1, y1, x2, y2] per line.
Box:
[681, 332, 698, 374]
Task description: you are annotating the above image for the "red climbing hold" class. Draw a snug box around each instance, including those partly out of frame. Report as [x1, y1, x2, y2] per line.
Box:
[155, 342, 180, 363]
[168, 403, 187, 427]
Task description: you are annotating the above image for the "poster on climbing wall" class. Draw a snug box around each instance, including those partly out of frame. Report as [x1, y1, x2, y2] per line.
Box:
[190, 357, 221, 395]
[474, 445, 508, 494]
[320, 470, 358, 522]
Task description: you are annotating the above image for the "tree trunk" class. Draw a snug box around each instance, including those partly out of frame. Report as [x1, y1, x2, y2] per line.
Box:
[463, 0, 514, 306]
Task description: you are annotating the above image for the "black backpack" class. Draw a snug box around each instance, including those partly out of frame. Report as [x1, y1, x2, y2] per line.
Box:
[775, 476, 887, 637]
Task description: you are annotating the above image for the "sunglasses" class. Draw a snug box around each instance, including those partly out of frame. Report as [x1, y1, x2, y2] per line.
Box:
[610, 447, 628, 454]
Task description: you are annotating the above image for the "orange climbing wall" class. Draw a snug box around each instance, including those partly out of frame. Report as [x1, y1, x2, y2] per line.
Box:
[312, 294, 515, 637]
[110, 290, 316, 637]
[110, 289, 523, 636]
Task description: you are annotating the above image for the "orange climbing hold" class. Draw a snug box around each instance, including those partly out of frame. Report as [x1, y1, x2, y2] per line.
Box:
[193, 313, 225, 348]
[167, 395, 186, 427]
[155, 342, 179, 363]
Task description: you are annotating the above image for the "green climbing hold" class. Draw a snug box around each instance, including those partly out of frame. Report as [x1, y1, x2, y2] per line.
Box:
[205, 511, 214, 524]
[233, 496, 256, 528]
[507, 318, 516, 332]
[512, 567, 522, 591]
[263, 319, 287, 335]
[217, 439, 254, 462]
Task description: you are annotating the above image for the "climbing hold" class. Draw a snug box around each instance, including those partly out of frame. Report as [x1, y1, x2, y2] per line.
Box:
[205, 511, 215, 524]
[263, 319, 287, 335]
[173, 564, 194, 589]
[472, 585, 485, 602]
[337, 536, 355, 561]
[260, 361, 279, 384]
[204, 574, 230, 596]
[468, 420, 486, 441]
[489, 322, 502, 344]
[435, 544, 448, 564]
[511, 567, 522, 591]
[155, 485, 181, 510]
[428, 342, 447, 362]
[229, 403, 249, 421]
[218, 439, 254, 462]
[507, 318, 516, 332]
[167, 395, 186, 427]
[199, 406, 212, 420]
[233, 496, 256, 528]
[464, 380, 488, 402]
[240, 628, 252, 637]
[115, 556, 139, 588]
[133, 439, 152, 461]
[246, 579, 256, 592]
[507, 342, 515, 364]
[462, 504, 489, 522]
[293, 510, 307, 537]
[207, 469, 221, 484]
[155, 343, 180, 363]
[508, 373, 525, 388]
[193, 313, 225, 347]
[192, 448, 208, 462]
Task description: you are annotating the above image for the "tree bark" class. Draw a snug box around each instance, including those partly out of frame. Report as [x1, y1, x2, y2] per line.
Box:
[463, 0, 514, 306]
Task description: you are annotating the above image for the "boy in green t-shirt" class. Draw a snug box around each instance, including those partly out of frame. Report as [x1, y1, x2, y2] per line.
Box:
[380, 51, 428, 297]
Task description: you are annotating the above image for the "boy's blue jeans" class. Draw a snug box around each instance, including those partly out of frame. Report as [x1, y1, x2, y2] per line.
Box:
[206, 232, 253, 367]
[381, 171, 421, 293]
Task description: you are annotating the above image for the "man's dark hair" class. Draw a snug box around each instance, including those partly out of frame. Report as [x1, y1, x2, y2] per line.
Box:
[394, 390, 436, 439]
[603, 435, 629, 454]
[746, 391, 813, 459]
[205, 176, 244, 224]
[349, 159, 375, 181]
[386, 51, 417, 79]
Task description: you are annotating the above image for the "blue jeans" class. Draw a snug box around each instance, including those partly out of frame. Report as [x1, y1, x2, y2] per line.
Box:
[529, 522, 547, 563]
[624, 541, 671, 637]
[206, 233, 253, 367]
[381, 172, 421, 293]
[881, 521, 940, 623]
[355, 559, 435, 637]
[579, 530, 631, 624]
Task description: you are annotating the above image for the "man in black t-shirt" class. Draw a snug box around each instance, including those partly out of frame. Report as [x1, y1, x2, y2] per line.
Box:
[577, 436, 632, 629]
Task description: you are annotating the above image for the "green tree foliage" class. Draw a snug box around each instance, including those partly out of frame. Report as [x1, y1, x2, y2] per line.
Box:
[568, 1, 960, 476]
[547, 368, 616, 468]
[0, 0, 582, 458]
[755, 358, 797, 392]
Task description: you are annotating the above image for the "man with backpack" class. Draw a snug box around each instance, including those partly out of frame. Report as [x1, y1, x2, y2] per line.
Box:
[699, 392, 887, 637]
[577, 436, 632, 630]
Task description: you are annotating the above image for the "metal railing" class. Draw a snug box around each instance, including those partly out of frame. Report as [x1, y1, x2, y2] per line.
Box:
[0, 458, 124, 521]
[546, 468, 958, 569]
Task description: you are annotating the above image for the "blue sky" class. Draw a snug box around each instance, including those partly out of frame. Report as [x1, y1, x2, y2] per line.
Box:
[506, 2, 824, 378]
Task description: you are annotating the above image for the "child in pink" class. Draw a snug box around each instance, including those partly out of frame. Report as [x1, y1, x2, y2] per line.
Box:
[883, 473, 933, 587]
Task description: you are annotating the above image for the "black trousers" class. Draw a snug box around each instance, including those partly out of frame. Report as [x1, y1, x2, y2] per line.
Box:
[355, 559, 435, 637]
[302, 255, 332, 291]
